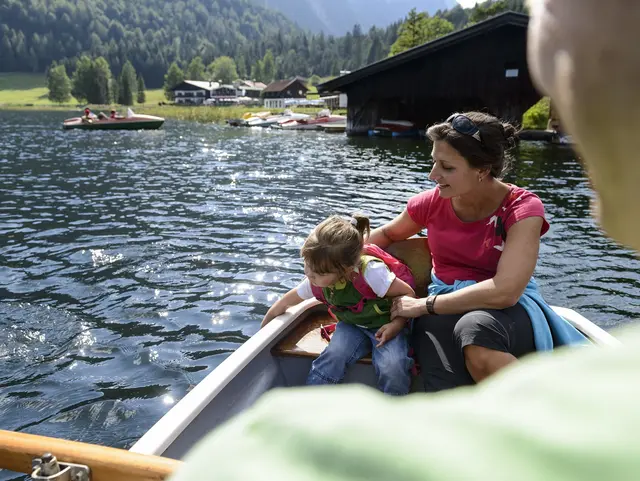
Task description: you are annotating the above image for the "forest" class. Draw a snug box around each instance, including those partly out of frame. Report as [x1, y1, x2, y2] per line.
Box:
[0, 0, 526, 88]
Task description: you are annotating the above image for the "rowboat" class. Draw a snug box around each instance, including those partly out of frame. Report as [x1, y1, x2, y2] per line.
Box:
[0, 239, 620, 479]
[129, 238, 620, 460]
[245, 110, 309, 127]
[62, 112, 164, 131]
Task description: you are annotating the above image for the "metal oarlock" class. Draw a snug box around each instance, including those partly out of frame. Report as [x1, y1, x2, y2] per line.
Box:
[31, 453, 90, 481]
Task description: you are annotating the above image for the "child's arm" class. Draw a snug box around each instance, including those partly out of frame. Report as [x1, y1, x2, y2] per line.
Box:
[375, 277, 416, 347]
[385, 277, 416, 299]
[261, 287, 305, 328]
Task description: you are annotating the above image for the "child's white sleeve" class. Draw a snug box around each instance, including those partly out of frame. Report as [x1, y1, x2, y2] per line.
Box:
[362, 261, 396, 297]
[296, 277, 315, 300]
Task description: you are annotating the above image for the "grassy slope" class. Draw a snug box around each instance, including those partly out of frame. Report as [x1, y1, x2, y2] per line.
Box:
[0, 72, 164, 107]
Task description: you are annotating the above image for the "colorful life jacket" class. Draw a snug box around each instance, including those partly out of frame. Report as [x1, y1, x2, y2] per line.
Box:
[310, 244, 415, 328]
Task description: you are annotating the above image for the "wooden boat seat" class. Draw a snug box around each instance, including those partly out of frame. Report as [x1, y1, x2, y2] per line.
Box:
[272, 238, 433, 365]
[272, 310, 373, 364]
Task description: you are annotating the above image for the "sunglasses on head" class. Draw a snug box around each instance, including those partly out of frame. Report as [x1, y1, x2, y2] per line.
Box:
[446, 113, 482, 143]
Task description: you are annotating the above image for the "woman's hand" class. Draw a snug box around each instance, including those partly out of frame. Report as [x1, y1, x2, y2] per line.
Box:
[391, 296, 426, 319]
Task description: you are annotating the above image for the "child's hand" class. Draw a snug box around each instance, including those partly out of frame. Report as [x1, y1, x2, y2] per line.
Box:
[375, 318, 406, 348]
[260, 314, 275, 328]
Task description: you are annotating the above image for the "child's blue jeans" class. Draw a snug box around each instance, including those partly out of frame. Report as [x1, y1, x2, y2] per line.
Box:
[306, 321, 412, 395]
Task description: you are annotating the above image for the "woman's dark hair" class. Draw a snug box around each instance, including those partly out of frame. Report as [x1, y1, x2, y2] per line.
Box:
[426, 111, 518, 178]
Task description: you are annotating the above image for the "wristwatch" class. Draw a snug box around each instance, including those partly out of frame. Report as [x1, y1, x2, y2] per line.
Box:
[425, 295, 438, 315]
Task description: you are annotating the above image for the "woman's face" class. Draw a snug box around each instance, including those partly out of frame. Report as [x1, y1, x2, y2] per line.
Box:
[428, 140, 484, 198]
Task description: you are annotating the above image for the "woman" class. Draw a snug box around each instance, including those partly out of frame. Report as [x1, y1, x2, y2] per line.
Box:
[368, 111, 585, 392]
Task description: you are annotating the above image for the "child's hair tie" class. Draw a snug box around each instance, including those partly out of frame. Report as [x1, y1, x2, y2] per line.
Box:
[349, 217, 358, 226]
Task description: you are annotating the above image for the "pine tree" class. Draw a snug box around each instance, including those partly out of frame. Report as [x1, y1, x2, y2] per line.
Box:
[47, 63, 72, 103]
[88, 57, 113, 104]
[137, 75, 146, 104]
[71, 55, 93, 102]
[367, 36, 383, 65]
[389, 9, 429, 56]
[251, 60, 263, 83]
[262, 50, 275, 83]
[236, 54, 247, 79]
[117, 60, 137, 105]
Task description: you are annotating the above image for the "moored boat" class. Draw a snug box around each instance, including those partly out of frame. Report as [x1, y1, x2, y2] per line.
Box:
[248, 109, 309, 128]
[274, 110, 346, 130]
[319, 122, 347, 133]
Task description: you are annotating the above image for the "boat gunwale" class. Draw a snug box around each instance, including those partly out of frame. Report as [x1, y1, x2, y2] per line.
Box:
[129, 300, 619, 457]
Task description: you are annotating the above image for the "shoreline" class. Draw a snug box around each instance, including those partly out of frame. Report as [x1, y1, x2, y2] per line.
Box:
[0, 104, 346, 124]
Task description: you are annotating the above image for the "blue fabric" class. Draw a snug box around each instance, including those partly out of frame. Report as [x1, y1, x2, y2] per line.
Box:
[428, 273, 589, 351]
[307, 322, 412, 395]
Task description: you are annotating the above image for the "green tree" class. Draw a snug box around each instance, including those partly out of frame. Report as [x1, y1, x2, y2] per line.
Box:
[236, 54, 247, 79]
[71, 55, 94, 103]
[468, 0, 510, 24]
[423, 17, 455, 42]
[522, 97, 550, 129]
[137, 75, 146, 104]
[390, 9, 428, 56]
[164, 61, 184, 100]
[309, 74, 321, 86]
[110, 77, 119, 106]
[367, 36, 383, 64]
[47, 63, 72, 103]
[186, 56, 206, 80]
[209, 56, 238, 84]
[352, 24, 364, 69]
[389, 10, 454, 56]
[251, 60, 263, 82]
[117, 60, 137, 105]
[88, 56, 113, 104]
[262, 50, 276, 83]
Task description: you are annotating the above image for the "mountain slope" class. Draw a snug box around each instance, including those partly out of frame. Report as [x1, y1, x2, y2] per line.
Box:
[0, 0, 301, 85]
[259, 0, 458, 35]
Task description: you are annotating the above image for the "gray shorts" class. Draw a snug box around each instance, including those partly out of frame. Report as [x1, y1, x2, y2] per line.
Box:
[411, 303, 535, 392]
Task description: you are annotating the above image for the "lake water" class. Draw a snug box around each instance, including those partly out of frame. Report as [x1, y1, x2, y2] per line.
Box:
[1, 110, 639, 464]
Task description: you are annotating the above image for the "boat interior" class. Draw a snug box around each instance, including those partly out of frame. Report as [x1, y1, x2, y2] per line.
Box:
[130, 237, 618, 460]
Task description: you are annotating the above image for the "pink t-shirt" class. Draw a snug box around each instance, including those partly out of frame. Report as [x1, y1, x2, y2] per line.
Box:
[406, 184, 549, 284]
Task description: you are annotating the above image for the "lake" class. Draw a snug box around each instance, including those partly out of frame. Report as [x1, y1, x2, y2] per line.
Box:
[0, 110, 638, 462]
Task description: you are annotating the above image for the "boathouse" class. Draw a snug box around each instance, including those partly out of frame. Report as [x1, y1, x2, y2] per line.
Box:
[317, 12, 540, 135]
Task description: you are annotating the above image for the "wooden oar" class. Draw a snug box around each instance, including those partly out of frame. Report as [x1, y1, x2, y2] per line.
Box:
[0, 429, 182, 481]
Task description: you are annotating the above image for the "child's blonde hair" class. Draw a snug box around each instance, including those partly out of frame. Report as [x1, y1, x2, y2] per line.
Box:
[301, 213, 371, 280]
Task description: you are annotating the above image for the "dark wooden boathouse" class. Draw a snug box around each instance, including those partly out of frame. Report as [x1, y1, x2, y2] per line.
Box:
[317, 12, 540, 136]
